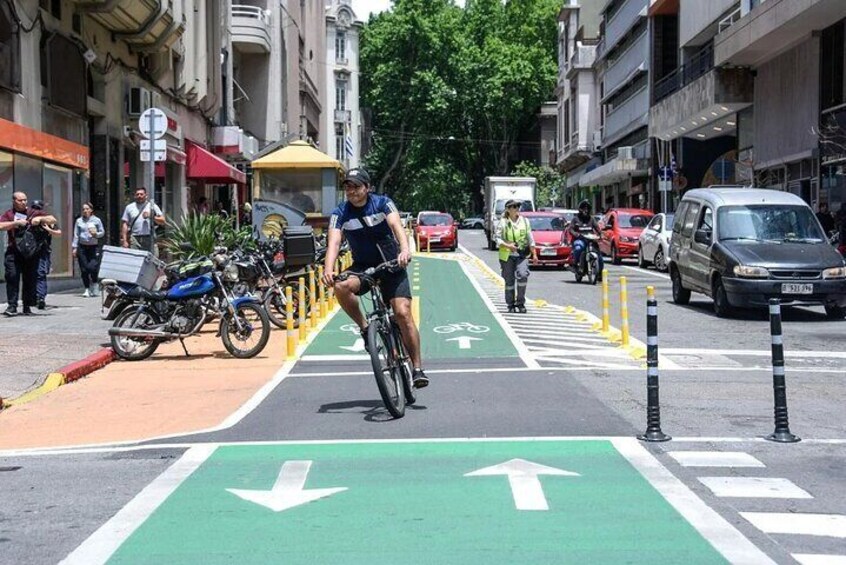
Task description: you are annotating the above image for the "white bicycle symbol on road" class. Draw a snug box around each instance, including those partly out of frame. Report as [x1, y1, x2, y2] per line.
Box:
[433, 322, 490, 334]
[340, 324, 362, 334]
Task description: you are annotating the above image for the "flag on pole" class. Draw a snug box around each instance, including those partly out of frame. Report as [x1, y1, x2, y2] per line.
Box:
[344, 123, 354, 158]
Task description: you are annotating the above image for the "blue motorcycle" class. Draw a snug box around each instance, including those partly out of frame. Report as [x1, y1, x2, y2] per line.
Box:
[108, 250, 270, 361]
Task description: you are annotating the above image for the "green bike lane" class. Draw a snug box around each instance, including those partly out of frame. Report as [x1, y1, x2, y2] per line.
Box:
[70, 438, 771, 564]
[300, 255, 521, 363]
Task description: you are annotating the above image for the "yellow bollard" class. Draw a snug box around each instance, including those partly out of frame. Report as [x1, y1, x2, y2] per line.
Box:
[298, 276, 307, 341]
[601, 269, 610, 333]
[309, 267, 318, 328]
[318, 265, 327, 318]
[620, 276, 629, 348]
[286, 285, 296, 359]
[426, 237, 431, 254]
[416, 232, 421, 254]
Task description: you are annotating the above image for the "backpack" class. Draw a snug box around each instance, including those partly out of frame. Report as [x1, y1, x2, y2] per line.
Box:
[16, 226, 41, 259]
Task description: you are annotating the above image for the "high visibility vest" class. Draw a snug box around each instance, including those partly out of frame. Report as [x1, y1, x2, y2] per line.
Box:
[498, 216, 530, 261]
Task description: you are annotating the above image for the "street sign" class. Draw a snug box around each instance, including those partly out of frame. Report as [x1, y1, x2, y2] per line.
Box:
[140, 139, 167, 162]
[659, 179, 672, 192]
[139, 107, 167, 139]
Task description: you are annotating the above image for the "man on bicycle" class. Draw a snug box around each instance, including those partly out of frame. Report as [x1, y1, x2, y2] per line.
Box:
[322, 168, 429, 389]
[569, 200, 604, 279]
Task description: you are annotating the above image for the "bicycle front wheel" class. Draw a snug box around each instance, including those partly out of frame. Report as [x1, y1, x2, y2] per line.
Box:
[368, 320, 406, 418]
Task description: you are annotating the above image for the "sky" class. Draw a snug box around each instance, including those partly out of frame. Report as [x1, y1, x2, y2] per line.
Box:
[351, 0, 465, 21]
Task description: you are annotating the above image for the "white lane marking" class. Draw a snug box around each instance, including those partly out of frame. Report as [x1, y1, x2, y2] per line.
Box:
[668, 452, 765, 468]
[301, 354, 369, 362]
[741, 512, 846, 538]
[612, 438, 775, 564]
[227, 460, 348, 512]
[523, 339, 610, 349]
[663, 348, 846, 359]
[793, 554, 846, 564]
[59, 445, 216, 565]
[699, 477, 813, 499]
[457, 254, 540, 369]
[619, 264, 671, 280]
[464, 458, 579, 511]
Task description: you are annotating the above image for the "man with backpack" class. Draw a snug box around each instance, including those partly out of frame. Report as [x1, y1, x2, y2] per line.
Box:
[0, 192, 57, 316]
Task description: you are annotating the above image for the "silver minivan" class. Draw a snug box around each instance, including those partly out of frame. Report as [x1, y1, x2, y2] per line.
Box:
[668, 188, 846, 318]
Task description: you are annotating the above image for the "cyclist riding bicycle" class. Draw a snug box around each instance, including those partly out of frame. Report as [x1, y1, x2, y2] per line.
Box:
[569, 200, 604, 279]
[322, 168, 429, 389]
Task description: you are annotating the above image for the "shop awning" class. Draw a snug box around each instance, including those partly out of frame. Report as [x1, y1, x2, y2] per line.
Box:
[250, 140, 342, 170]
[186, 140, 246, 184]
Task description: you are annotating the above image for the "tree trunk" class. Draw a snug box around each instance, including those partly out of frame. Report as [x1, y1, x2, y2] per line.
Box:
[377, 124, 407, 194]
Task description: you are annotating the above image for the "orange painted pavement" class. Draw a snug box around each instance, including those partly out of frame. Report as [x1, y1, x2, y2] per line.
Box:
[0, 328, 289, 450]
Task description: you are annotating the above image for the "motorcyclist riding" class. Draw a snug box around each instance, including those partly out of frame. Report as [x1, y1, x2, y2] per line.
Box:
[569, 200, 604, 280]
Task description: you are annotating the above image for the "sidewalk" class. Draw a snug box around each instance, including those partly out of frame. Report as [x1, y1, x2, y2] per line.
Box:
[0, 279, 111, 402]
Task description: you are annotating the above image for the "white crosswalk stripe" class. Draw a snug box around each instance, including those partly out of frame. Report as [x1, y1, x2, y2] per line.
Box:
[460, 255, 640, 369]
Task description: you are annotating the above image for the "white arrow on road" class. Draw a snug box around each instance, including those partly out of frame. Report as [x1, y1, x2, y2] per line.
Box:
[340, 338, 366, 352]
[227, 460, 347, 512]
[465, 458, 580, 511]
[445, 336, 483, 350]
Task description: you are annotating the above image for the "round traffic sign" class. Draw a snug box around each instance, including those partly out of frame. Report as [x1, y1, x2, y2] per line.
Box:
[139, 107, 168, 139]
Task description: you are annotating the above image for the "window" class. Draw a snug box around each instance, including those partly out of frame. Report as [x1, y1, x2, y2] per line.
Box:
[0, 1, 20, 92]
[335, 79, 347, 111]
[673, 203, 688, 234]
[335, 31, 346, 62]
[680, 202, 700, 237]
[335, 123, 344, 159]
[696, 207, 713, 244]
[717, 205, 825, 242]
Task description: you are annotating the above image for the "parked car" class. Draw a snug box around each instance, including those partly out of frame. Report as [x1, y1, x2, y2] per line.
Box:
[523, 211, 571, 269]
[461, 217, 484, 229]
[668, 188, 846, 319]
[415, 211, 458, 251]
[637, 213, 674, 271]
[598, 208, 655, 264]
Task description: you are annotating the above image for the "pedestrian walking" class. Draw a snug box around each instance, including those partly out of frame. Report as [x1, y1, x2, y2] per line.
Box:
[816, 202, 835, 235]
[495, 199, 536, 313]
[73, 202, 105, 298]
[121, 187, 164, 254]
[240, 202, 252, 226]
[30, 199, 62, 309]
[0, 192, 57, 316]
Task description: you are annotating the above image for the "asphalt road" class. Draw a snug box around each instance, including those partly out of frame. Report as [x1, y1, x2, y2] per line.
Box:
[2, 237, 844, 564]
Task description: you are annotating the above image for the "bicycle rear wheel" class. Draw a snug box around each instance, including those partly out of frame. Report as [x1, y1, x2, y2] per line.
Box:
[368, 320, 406, 418]
[391, 320, 416, 406]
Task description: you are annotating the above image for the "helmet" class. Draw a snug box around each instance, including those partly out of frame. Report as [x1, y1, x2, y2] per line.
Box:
[578, 200, 591, 213]
[31, 200, 45, 210]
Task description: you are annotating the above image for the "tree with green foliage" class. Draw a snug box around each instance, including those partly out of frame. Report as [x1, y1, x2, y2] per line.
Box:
[512, 161, 567, 209]
[360, 0, 560, 215]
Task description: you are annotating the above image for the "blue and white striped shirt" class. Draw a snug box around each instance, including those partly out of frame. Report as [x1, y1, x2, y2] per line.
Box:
[329, 194, 399, 266]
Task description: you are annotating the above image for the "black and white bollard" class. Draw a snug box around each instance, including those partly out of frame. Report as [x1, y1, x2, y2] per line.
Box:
[638, 286, 670, 442]
[765, 298, 800, 443]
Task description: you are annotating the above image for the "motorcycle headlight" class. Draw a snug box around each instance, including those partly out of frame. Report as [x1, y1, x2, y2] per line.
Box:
[225, 263, 239, 282]
[733, 265, 769, 278]
[822, 266, 846, 279]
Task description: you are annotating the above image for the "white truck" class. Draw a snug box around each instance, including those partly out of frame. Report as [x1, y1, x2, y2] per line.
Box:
[483, 176, 537, 250]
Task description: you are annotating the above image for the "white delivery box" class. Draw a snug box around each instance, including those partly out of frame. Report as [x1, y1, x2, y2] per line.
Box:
[98, 245, 165, 289]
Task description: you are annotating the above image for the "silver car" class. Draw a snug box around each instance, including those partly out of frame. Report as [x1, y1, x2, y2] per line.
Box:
[637, 213, 674, 271]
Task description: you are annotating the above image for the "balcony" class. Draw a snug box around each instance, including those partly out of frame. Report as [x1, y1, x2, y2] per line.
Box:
[566, 44, 596, 78]
[334, 109, 351, 123]
[232, 4, 271, 54]
[603, 32, 648, 97]
[603, 0, 647, 57]
[69, 0, 184, 52]
[650, 67, 753, 141]
[653, 44, 714, 104]
[603, 86, 649, 145]
[715, 0, 845, 66]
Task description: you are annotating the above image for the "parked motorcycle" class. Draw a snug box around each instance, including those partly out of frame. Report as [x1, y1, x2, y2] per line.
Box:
[108, 248, 271, 361]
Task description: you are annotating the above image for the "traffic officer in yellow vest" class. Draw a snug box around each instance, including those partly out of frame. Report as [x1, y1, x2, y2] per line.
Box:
[495, 199, 536, 313]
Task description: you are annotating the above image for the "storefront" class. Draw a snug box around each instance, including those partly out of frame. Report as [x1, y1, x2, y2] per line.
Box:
[0, 118, 89, 279]
[185, 140, 247, 221]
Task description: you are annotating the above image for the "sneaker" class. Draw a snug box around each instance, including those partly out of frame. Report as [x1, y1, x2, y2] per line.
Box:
[507, 306, 515, 313]
[90, 287, 100, 298]
[37, 299, 46, 310]
[3, 305, 17, 317]
[22, 306, 33, 315]
[516, 306, 527, 313]
[412, 368, 429, 389]
[82, 288, 91, 298]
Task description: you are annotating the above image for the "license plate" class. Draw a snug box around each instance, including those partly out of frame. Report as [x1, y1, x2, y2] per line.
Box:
[540, 248, 557, 256]
[781, 283, 814, 295]
[429, 237, 441, 243]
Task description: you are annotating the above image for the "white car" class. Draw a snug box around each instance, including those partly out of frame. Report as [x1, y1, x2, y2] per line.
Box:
[637, 213, 674, 272]
[461, 217, 484, 229]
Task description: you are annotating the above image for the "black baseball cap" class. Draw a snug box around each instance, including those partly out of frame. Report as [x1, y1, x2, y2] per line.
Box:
[343, 168, 371, 187]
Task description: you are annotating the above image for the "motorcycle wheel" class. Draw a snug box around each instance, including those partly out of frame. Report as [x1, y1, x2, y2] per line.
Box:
[263, 288, 299, 329]
[110, 307, 162, 361]
[221, 303, 271, 359]
[587, 254, 598, 285]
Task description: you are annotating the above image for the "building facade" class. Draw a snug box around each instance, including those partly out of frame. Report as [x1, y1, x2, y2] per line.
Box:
[322, 0, 363, 170]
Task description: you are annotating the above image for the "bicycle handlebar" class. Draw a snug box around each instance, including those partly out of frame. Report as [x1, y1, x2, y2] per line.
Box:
[333, 258, 405, 283]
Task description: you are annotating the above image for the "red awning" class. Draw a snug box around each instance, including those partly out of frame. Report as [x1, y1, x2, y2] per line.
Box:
[186, 140, 246, 184]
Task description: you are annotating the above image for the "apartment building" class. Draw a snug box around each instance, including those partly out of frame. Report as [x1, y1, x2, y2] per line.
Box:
[321, 0, 363, 170]
[554, 0, 603, 208]
[579, 0, 652, 211]
[0, 0, 231, 280]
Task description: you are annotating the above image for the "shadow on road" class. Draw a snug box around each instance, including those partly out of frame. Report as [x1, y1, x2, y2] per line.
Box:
[667, 299, 840, 323]
[318, 399, 427, 422]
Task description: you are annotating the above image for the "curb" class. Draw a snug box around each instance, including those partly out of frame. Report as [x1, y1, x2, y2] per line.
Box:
[0, 348, 116, 410]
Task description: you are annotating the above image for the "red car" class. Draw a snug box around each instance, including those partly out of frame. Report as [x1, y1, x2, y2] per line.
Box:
[523, 211, 571, 268]
[415, 212, 458, 251]
[599, 208, 654, 264]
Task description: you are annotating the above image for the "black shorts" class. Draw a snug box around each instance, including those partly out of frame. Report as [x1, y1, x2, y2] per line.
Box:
[349, 262, 411, 301]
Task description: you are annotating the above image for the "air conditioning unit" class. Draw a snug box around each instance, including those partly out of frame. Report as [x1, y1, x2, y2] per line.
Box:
[592, 130, 603, 151]
[127, 86, 151, 116]
[618, 146, 633, 160]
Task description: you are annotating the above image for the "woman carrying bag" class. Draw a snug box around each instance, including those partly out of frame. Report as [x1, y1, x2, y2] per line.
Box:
[72, 202, 105, 297]
[495, 199, 536, 313]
